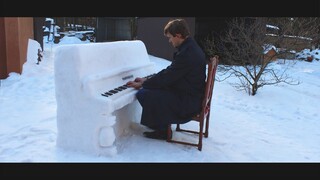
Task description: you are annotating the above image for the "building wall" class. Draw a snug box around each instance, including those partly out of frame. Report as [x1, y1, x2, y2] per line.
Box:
[0, 18, 7, 79]
[5, 18, 21, 76]
[17, 18, 34, 72]
[0, 17, 34, 79]
[96, 17, 133, 42]
[264, 49, 277, 61]
[136, 17, 195, 61]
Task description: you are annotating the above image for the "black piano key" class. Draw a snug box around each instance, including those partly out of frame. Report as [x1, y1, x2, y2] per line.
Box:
[101, 93, 109, 97]
[115, 87, 123, 91]
[109, 90, 119, 94]
[119, 86, 127, 90]
[104, 92, 113, 96]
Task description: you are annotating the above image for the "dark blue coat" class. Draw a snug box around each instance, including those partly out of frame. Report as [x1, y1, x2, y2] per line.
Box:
[136, 37, 206, 130]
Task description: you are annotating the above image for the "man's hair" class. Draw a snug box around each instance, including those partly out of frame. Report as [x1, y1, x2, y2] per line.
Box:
[164, 19, 190, 38]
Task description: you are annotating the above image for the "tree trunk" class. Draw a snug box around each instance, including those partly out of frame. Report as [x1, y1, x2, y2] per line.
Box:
[251, 83, 258, 96]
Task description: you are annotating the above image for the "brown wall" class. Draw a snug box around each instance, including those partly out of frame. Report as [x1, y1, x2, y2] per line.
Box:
[0, 18, 7, 79]
[264, 49, 277, 61]
[5, 18, 20, 76]
[18, 18, 34, 70]
[0, 17, 34, 79]
[137, 17, 195, 61]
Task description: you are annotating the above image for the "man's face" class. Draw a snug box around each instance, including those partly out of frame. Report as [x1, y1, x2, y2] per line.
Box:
[165, 33, 183, 48]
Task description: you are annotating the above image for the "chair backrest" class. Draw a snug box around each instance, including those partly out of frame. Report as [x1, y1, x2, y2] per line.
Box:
[202, 56, 219, 118]
[197, 55, 219, 140]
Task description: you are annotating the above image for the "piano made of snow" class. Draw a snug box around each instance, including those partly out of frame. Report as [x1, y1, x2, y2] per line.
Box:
[54, 40, 156, 156]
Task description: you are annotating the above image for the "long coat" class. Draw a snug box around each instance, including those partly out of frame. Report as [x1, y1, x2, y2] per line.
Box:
[137, 37, 207, 130]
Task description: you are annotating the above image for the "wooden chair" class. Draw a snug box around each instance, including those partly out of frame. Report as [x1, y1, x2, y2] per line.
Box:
[167, 55, 219, 151]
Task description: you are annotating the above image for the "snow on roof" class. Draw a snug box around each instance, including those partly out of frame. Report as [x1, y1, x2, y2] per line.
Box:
[266, 24, 280, 30]
[263, 44, 277, 54]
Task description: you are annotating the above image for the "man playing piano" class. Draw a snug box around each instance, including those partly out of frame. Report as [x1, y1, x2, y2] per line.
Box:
[126, 19, 207, 140]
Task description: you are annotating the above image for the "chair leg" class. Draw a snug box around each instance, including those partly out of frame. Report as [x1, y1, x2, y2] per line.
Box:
[204, 112, 210, 138]
[167, 125, 172, 142]
[198, 129, 203, 151]
[176, 124, 181, 131]
[198, 139, 202, 151]
[198, 120, 204, 151]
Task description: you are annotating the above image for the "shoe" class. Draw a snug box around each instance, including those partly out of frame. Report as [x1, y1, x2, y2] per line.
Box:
[143, 129, 172, 140]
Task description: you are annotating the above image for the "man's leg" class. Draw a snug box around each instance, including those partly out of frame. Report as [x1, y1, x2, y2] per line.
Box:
[137, 89, 175, 140]
[136, 88, 148, 107]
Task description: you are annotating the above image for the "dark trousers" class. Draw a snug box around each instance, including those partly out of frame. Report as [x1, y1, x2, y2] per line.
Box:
[136, 88, 195, 131]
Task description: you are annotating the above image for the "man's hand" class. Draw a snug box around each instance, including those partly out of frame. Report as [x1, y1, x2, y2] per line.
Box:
[134, 77, 147, 83]
[126, 77, 147, 89]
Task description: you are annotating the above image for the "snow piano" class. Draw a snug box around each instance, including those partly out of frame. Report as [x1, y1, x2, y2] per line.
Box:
[54, 40, 156, 156]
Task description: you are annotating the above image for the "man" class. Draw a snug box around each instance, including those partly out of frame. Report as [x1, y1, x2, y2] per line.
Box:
[126, 19, 207, 140]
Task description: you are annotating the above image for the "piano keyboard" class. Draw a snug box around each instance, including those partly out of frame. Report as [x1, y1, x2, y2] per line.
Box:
[101, 74, 155, 97]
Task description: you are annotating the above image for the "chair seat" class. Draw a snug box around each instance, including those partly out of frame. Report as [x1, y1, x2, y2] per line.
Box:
[191, 114, 201, 121]
[192, 105, 210, 121]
